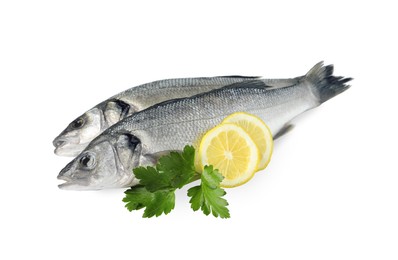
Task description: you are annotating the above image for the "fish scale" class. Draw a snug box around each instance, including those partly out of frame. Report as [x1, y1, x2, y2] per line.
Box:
[54, 74, 299, 157]
[58, 62, 352, 190]
[108, 83, 314, 157]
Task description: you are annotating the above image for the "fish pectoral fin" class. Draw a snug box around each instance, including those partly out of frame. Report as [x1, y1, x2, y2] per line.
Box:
[273, 124, 295, 140]
[139, 155, 157, 166]
[140, 150, 176, 166]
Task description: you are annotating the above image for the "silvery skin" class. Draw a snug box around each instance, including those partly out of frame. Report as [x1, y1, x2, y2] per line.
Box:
[58, 62, 351, 190]
[53, 75, 302, 157]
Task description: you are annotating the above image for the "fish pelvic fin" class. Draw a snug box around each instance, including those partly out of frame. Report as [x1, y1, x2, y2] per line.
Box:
[305, 61, 352, 103]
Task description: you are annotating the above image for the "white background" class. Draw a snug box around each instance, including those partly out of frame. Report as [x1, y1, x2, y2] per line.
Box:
[1, 1, 397, 259]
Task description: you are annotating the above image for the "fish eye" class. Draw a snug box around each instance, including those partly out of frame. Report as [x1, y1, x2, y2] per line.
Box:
[79, 153, 95, 168]
[72, 118, 84, 129]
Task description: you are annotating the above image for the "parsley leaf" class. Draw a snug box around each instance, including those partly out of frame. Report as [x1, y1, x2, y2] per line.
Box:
[157, 145, 196, 188]
[143, 190, 175, 218]
[123, 186, 154, 211]
[133, 166, 171, 192]
[133, 146, 196, 192]
[188, 165, 230, 219]
[123, 146, 196, 218]
[123, 146, 230, 218]
[123, 187, 175, 218]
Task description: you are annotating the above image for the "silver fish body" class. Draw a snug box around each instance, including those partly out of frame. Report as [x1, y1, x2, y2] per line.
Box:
[53, 75, 300, 157]
[58, 62, 351, 190]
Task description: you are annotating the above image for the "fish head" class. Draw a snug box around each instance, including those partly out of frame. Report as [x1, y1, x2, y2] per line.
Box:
[53, 108, 104, 157]
[57, 133, 141, 190]
[53, 99, 132, 157]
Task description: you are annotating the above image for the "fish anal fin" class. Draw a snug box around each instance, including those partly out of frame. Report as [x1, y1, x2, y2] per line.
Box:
[273, 124, 295, 140]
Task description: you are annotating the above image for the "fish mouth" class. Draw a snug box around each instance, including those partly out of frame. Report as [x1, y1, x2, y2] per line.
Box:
[53, 136, 82, 157]
[58, 158, 93, 190]
[57, 175, 76, 189]
[57, 174, 90, 190]
[53, 136, 80, 148]
[57, 160, 82, 190]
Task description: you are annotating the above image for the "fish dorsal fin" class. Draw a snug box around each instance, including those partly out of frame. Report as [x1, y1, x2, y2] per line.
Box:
[217, 75, 261, 79]
[222, 80, 272, 89]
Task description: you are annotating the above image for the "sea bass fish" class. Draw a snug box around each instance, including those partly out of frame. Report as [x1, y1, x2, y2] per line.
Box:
[53, 75, 299, 157]
[58, 62, 351, 190]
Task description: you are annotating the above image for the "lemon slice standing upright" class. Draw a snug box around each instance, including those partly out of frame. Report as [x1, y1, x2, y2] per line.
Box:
[222, 112, 273, 170]
[198, 123, 259, 188]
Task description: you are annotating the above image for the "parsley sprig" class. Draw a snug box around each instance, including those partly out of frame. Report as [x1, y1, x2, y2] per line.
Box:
[123, 145, 230, 218]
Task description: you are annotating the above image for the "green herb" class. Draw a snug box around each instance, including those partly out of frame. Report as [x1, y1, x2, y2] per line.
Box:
[188, 165, 230, 218]
[123, 187, 175, 218]
[122, 145, 230, 218]
[133, 145, 196, 191]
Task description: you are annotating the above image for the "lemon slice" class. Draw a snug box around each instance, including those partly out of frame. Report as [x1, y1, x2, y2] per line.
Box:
[222, 112, 273, 170]
[198, 123, 259, 188]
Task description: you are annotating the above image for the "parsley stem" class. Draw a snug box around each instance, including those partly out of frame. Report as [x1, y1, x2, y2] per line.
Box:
[188, 172, 202, 184]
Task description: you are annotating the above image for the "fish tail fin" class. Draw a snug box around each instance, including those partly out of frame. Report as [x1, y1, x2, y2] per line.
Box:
[305, 61, 352, 103]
